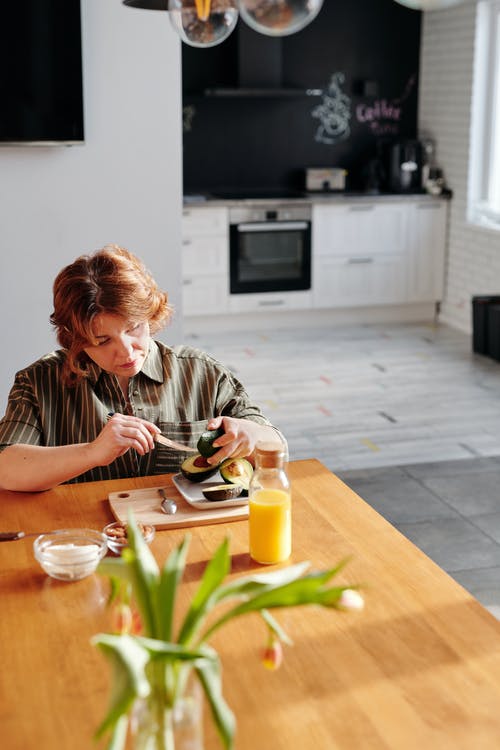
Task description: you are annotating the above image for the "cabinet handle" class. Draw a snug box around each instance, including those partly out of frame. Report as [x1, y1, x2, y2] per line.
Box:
[347, 257, 374, 264]
[237, 221, 309, 233]
[348, 205, 374, 212]
[258, 299, 285, 306]
[183, 279, 193, 286]
[182, 239, 192, 246]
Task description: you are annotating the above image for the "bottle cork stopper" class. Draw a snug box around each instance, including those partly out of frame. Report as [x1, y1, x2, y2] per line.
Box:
[255, 441, 286, 468]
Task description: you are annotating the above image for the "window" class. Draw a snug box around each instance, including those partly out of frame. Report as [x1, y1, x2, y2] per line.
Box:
[469, 0, 500, 229]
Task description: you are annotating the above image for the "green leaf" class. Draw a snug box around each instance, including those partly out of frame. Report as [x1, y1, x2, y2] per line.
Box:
[92, 633, 151, 740]
[213, 561, 311, 603]
[260, 609, 293, 646]
[134, 635, 216, 664]
[97, 555, 134, 583]
[125, 511, 161, 637]
[177, 537, 231, 645]
[157, 535, 191, 642]
[203, 566, 352, 640]
[104, 714, 128, 750]
[195, 651, 235, 750]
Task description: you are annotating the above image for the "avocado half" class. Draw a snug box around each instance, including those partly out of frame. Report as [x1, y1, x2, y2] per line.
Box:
[202, 484, 243, 502]
[197, 427, 224, 458]
[181, 454, 219, 483]
[219, 458, 253, 492]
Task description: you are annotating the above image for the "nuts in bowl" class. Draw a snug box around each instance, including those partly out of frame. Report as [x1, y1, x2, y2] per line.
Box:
[103, 521, 155, 554]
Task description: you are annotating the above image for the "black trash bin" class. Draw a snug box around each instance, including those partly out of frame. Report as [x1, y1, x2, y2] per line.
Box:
[488, 305, 500, 362]
[472, 296, 500, 355]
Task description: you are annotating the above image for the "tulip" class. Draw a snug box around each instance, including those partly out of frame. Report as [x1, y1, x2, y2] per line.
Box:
[261, 636, 283, 670]
[111, 603, 143, 635]
[338, 588, 364, 611]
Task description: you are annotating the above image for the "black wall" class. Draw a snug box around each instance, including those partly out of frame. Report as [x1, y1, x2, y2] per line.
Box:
[182, 0, 421, 194]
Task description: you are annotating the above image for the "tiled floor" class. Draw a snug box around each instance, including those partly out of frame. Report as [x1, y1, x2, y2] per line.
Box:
[185, 320, 500, 615]
[337, 457, 500, 618]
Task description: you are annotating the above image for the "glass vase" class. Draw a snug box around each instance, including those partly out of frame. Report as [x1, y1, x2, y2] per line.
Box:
[131, 672, 204, 750]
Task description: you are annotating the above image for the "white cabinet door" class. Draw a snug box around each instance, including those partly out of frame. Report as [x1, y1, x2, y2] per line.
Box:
[182, 207, 228, 236]
[182, 206, 229, 315]
[407, 201, 448, 303]
[182, 276, 229, 316]
[313, 255, 408, 308]
[228, 290, 313, 313]
[313, 202, 408, 257]
[182, 236, 228, 277]
[312, 201, 409, 308]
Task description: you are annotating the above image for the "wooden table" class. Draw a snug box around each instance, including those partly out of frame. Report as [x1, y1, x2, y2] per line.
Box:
[2, 459, 500, 750]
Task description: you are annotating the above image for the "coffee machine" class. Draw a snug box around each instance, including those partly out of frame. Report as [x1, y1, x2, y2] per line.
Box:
[385, 139, 424, 193]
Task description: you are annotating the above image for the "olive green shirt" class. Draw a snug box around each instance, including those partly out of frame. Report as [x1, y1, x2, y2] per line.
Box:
[0, 340, 282, 483]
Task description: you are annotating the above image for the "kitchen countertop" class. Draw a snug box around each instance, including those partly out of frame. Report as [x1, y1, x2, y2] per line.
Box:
[183, 191, 451, 208]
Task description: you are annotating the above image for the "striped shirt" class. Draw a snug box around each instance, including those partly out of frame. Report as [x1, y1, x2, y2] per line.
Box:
[0, 340, 283, 483]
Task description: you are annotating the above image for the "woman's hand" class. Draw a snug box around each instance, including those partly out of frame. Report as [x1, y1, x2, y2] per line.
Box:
[205, 416, 280, 465]
[0, 414, 163, 492]
[90, 413, 160, 467]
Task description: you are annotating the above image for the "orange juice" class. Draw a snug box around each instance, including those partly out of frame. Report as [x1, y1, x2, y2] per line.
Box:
[249, 488, 291, 564]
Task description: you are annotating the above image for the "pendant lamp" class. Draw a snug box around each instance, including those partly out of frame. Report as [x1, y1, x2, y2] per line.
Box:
[237, 0, 324, 37]
[392, 0, 466, 9]
[168, 0, 239, 48]
[123, 0, 325, 47]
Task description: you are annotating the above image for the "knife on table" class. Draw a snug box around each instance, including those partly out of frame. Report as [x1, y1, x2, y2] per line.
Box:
[107, 413, 198, 453]
[0, 531, 47, 541]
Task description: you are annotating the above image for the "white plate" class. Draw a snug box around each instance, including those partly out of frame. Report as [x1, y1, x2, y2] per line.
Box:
[172, 473, 248, 510]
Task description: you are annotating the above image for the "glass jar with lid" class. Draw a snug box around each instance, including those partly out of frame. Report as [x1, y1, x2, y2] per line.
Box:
[248, 442, 291, 565]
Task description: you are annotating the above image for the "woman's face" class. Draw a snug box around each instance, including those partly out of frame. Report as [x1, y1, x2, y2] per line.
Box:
[83, 313, 150, 382]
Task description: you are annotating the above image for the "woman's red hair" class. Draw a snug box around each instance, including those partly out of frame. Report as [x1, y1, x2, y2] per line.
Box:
[50, 245, 172, 384]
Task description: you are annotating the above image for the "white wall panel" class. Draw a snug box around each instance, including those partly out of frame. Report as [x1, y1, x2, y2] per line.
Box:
[0, 0, 183, 411]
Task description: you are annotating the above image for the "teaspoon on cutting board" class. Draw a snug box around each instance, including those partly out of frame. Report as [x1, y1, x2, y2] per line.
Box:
[158, 487, 177, 515]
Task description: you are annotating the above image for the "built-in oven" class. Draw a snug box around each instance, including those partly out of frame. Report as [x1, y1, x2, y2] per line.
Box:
[229, 204, 312, 295]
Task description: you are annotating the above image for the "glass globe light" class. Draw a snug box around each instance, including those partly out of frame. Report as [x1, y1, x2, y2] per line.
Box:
[168, 0, 239, 48]
[392, 0, 466, 9]
[237, 0, 324, 37]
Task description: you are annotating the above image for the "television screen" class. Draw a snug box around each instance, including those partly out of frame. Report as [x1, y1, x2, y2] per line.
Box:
[0, 0, 84, 144]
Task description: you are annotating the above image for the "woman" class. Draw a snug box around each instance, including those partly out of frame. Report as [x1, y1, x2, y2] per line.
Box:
[0, 245, 284, 491]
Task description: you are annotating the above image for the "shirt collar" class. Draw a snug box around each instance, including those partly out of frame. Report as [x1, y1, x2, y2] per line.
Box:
[84, 339, 164, 386]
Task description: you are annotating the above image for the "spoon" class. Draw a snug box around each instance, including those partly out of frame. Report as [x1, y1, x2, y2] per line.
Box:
[158, 488, 177, 515]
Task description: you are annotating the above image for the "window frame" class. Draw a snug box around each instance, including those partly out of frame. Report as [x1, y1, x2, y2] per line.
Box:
[469, 0, 500, 229]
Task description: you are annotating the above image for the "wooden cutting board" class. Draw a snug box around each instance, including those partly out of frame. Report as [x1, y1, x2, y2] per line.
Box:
[108, 477, 249, 529]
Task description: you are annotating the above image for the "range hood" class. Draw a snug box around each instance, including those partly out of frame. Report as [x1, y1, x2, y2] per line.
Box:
[203, 25, 322, 98]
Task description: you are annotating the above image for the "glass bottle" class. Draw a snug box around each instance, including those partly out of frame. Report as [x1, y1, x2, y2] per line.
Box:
[248, 442, 291, 565]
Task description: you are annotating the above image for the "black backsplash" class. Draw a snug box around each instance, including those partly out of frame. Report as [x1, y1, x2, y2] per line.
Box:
[182, 0, 421, 195]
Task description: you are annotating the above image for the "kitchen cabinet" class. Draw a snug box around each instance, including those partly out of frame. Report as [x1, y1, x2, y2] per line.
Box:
[312, 198, 448, 310]
[406, 200, 448, 303]
[182, 206, 229, 316]
[312, 201, 410, 308]
[182, 197, 448, 321]
[313, 254, 408, 308]
[228, 290, 312, 313]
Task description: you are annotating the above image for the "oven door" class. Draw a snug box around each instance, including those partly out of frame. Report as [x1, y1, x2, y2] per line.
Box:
[230, 220, 311, 294]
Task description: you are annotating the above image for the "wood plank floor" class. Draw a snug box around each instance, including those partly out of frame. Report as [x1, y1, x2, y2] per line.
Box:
[185, 320, 500, 616]
[185, 320, 500, 472]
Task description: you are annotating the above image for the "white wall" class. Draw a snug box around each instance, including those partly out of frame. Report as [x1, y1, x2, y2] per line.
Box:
[0, 0, 183, 413]
[419, 0, 500, 334]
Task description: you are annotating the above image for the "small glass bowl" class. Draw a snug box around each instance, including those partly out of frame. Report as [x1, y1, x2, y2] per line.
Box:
[33, 529, 107, 582]
[103, 521, 155, 555]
